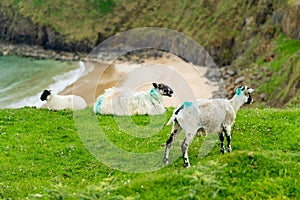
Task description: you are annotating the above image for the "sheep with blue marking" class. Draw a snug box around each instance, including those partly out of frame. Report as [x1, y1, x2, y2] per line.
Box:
[40, 90, 87, 110]
[163, 85, 254, 167]
[93, 83, 173, 116]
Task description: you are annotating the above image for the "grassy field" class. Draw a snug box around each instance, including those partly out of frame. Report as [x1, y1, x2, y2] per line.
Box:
[0, 107, 299, 199]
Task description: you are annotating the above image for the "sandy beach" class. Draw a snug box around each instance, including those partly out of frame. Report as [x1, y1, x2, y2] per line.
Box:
[60, 53, 214, 107]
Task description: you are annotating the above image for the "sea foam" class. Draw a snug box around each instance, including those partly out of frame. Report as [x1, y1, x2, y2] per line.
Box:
[5, 61, 88, 109]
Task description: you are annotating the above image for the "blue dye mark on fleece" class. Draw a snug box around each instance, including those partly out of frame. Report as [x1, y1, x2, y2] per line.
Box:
[150, 88, 157, 96]
[174, 101, 192, 115]
[150, 88, 160, 100]
[183, 101, 192, 108]
[94, 96, 103, 113]
[236, 87, 242, 96]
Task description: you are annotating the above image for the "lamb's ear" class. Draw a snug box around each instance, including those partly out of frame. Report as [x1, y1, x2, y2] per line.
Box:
[248, 88, 255, 93]
[152, 83, 158, 88]
[43, 90, 50, 95]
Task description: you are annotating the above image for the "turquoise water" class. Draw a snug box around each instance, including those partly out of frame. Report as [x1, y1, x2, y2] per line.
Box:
[0, 56, 86, 108]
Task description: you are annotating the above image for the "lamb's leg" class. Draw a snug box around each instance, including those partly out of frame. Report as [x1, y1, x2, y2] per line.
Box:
[181, 132, 194, 168]
[163, 121, 182, 165]
[224, 126, 232, 152]
[218, 132, 225, 154]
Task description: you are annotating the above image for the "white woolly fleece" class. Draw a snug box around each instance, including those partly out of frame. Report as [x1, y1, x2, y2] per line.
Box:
[46, 93, 87, 110]
[93, 87, 166, 116]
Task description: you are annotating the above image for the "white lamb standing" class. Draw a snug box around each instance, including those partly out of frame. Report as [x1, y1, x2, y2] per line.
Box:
[93, 83, 173, 116]
[40, 90, 87, 110]
[163, 85, 255, 167]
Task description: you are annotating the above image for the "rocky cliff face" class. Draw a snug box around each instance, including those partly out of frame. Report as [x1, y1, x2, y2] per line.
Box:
[0, 4, 93, 53]
[281, 5, 300, 40]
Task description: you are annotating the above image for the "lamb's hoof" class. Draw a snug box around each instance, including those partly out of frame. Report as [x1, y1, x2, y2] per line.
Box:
[227, 145, 232, 153]
[183, 157, 190, 168]
[163, 158, 169, 165]
[184, 163, 190, 168]
[220, 148, 225, 154]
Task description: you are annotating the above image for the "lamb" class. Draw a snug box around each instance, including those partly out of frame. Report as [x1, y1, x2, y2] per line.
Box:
[163, 85, 254, 167]
[93, 83, 173, 116]
[40, 90, 87, 110]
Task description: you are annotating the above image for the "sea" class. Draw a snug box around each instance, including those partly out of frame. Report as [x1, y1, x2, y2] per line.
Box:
[0, 56, 87, 109]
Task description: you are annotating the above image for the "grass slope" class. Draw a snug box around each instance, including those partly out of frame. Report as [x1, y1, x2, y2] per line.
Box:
[0, 107, 299, 199]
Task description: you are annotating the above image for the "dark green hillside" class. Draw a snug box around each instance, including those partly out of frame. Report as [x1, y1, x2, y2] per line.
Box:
[0, 107, 299, 199]
[0, 0, 288, 56]
[1, 0, 295, 61]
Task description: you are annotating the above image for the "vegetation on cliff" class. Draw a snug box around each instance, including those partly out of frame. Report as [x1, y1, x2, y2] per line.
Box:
[0, 0, 299, 106]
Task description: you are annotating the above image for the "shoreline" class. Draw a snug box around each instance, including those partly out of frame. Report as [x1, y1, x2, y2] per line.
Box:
[60, 53, 215, 107]
[0, 43, 223, 108]
[0, 42, 87, 61]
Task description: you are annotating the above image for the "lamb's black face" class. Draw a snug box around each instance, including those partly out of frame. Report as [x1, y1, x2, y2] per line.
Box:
[40, 90, 51, 101]
[152, 83, 173, 97]
[245, 86, 254, 104]
[246, 93, 253, 104]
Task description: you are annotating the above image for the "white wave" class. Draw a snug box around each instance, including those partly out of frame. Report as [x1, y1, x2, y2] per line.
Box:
[48, 60, 87, 94]
[3, 61, 88, 109]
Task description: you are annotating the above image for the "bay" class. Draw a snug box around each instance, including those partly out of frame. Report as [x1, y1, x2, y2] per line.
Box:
[0, 56, 86, 108]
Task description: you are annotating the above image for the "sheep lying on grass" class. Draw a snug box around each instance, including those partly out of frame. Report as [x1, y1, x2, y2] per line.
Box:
[163, 85, 254, 167]
[40, 90, 87, 110]
[93, 83, 173, 116]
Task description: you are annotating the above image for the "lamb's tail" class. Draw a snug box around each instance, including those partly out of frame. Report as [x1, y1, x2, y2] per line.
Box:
[166, 104, 184, 125]
[166, 115, 176, 126]
[166, 101, 193, 125]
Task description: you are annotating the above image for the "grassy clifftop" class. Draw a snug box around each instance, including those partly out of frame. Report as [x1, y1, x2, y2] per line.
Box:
[0, 107, 299, 199]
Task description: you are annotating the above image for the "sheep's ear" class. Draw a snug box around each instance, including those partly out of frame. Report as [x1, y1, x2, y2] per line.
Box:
[152, 83, 158, 88]
[43, 89, 51, 94]
[248, 88, 255, 93]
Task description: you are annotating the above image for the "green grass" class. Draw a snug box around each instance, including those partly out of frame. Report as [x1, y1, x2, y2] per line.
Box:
[0, 107, 299, 199]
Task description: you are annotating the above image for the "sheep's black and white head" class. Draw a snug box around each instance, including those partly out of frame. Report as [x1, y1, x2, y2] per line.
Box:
[152, 83, 173, 97]
[40, 90, 51, 101]
[234, 85, 255, 104]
